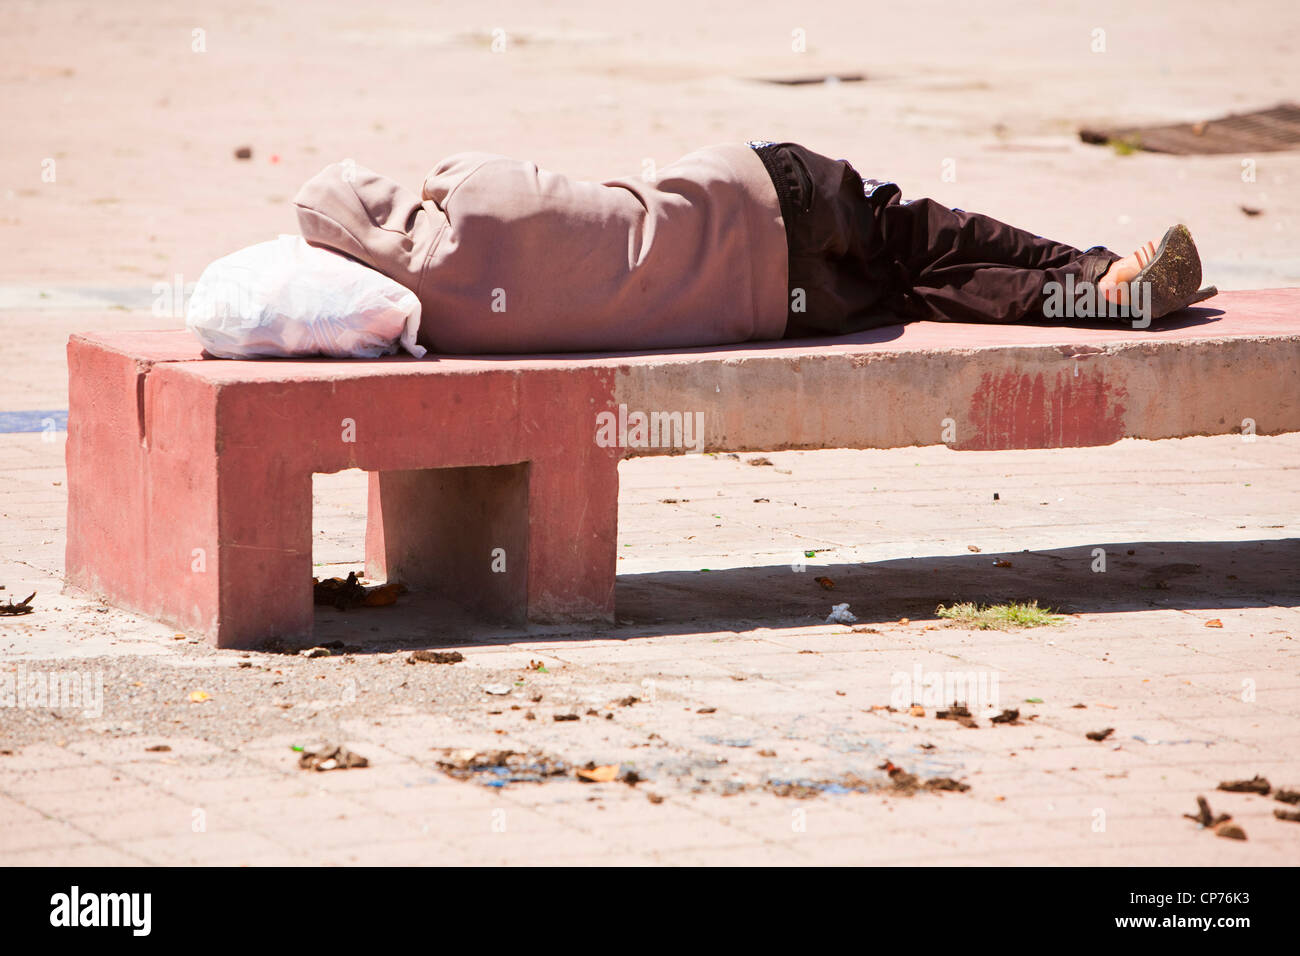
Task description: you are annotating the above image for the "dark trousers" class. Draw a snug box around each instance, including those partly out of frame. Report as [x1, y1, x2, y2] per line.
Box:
[749, 142, 1120, 336]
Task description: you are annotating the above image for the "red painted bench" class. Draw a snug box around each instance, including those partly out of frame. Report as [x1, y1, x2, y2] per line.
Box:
[65, 289, 1300, 648]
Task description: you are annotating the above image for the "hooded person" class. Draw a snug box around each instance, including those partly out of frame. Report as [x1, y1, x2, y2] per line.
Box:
[293, 141, 1213, 355]
[292, 145, 789, 355]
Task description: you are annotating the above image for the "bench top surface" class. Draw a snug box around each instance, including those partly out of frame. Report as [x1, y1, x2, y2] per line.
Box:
[76, 288, 1300, 384]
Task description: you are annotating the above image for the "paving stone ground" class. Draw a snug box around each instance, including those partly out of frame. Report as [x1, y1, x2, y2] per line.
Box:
[2, 429, 1298, 865]
[2, 0, 1298, 865]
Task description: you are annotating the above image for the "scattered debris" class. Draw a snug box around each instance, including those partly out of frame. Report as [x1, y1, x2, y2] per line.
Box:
[1218, 775, 1270, 795]
[188, 690, 212, 703]
[300, 646, 331, 658]
[1205, 618, 1224, 628]
[1216, 822, 1248, 841]
[1274, 808, 1300, 823]
[234, 145, 253, 159]
[1273, 788, 1300, 805]
[312, 572, 405, 610]
[145, 744, 171, 753]
[825, 603, 857, 625]
[614, 696, 639, 707]
[553, 713, 579, 722]
[407, 650, 464, 665]
[1184, 795, 1232, 828]
[361, 582, 403, 607]
[766, 774, 875, 799]
[1240, 205, 1263, 217]
[935, 703, 975, 726]
[878, 761, 918, 791]
[748, 456, 774, 466]
[482, 684, 512, 696]
[908, 705, 925, 717]
[696, 706, 717, 714]
[990, 708, 1021, 725]
[528, 660, 549, 672]
[0, 591, 36, 616]
[1086, 728, 1114, 742]
[993, 559, 1013, 568]
[878, 760, 971, 794]
[966, 545, 981, 552]
[814, 576, 835, 590]
[298, 744, 368, 772]
[575, 764, 620, 783]
[435, 748, 567, 786]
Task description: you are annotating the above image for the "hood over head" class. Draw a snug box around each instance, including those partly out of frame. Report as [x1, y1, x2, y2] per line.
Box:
[292, 162, 444, 299]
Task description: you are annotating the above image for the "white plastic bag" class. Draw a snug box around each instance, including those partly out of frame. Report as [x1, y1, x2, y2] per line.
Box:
[185, 235, 426, 359]
[825, 603, 858, 625]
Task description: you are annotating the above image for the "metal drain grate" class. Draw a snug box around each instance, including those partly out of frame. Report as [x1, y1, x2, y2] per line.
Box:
[1080, 102, 1300, 154]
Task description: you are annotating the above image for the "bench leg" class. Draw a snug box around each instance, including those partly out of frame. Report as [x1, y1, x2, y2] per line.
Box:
[366, 456, 618, 625]
[524, 455, 618, 623]
[212, 451, 314, 648]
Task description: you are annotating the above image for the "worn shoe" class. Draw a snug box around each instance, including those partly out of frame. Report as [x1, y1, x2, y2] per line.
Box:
[1133, 224, 1217, 319]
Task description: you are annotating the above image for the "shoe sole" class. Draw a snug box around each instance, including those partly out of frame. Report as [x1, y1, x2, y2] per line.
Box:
[1133, 224, 1212, 319]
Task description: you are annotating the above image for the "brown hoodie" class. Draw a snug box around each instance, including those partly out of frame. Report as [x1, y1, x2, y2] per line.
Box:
[292, 145, 788, 354]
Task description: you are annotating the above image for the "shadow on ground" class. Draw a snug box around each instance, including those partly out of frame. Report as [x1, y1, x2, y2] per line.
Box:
[306, 537, 1299, 652]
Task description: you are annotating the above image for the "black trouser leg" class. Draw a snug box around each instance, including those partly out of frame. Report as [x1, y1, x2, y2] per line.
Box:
[750, 141, 1121, 335]
[876, 195, 1120, 325]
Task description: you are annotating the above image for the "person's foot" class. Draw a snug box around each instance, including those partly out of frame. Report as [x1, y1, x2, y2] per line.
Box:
[1097, 224, 1217, 319]
[1097, 240, 1158, 307]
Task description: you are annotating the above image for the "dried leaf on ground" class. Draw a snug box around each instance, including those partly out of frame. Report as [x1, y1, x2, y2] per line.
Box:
[1217, 775, 1270, 794]
[1184, 795, 1232, 828]
[0, 591, 36, 615]
[298, 744, 368, 772]
[1215, 822, 1247, 840]
[408, 650, 464, 664]
[313, 572, 406, 610]
[575, 764, 620, 783]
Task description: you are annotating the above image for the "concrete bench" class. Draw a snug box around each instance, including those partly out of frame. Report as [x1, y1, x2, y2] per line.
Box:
[65, 289, 1300, 648]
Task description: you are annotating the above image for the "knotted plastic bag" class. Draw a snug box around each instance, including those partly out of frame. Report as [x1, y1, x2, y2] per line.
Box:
[185, 235, 426, 359]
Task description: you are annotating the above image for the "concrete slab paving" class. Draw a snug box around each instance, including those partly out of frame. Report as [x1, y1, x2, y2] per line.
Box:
[2, 0, 1299, 865]
[2, 426, 1298, 864]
